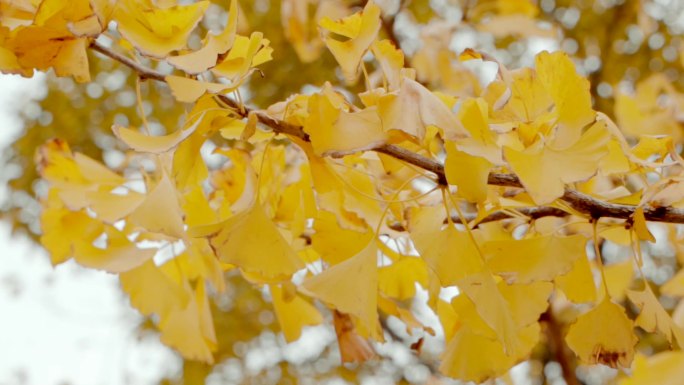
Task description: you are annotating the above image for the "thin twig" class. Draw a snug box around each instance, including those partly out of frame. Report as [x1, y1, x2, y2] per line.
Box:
[89, 41, 684, 226]
[90, 41, 166, 81]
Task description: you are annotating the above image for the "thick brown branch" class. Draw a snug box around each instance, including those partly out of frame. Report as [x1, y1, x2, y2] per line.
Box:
[89, 41, 684, 225]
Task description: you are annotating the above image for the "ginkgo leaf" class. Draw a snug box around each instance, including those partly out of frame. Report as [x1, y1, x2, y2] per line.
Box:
[211, 32, 273, 81]
[603, 260, 635, 302]
[627, 286, 684, 347]
[566, 298, 637, 368]
[498, 281, 552, 328]
[114, 0, 209, 58]
[165, 75, 241, 103]
[127, 174, 186, 238]
[455, 97, 502, 164]
[0, 26, 32, 77]
[504, 120, 610, 205]
[304, 93, 387, 157]
[72, 227, 157, 273]
[620, 352, 684, 385]
[167, 0, 239, 73]
[319, 0, 381, 83]
[458, 272, 527, 357]
[41, 194, 156, 273]
[10, 28, 90, 82]
[494, 67, 552, 133]
[440, 323, 540, 383]
[120, 259, 191, 318]
[158, 282, 217, 364]
[371, 39, 404, 90]
[38, 138, 123, 191]
[300, 242, 379, 338]
[271, 284, 323, 342]
[441, 287, 541, 382]
[85, 190, 145, 224]
[632, 206, 656, 242]
[409, 206, 484, 286]
[484, 234, 586, 284]
[332, 310, 377, 363]
[173, 127, 211, 191]
[311, 210, 373, 265]
[378, 256, 429, 300]
[208, 203, 304, 279]
[378, 77, 467, 141]
[662, 269, 684, 297]
[555, 253, 597, 303]
[445, 141, 492, 203]
[112, 112, 204, 153]
[535, 50, 595, 145]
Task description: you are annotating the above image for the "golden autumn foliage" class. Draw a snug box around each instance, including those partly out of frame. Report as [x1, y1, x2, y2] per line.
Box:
[6, 0, 684, 384]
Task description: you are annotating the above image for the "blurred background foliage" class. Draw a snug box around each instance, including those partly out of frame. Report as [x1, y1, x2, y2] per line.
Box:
[3, 0, 684, 384]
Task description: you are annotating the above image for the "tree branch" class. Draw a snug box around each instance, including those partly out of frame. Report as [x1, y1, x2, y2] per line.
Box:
[90, 42, 166, 82]
[541, 309, 580, 385]
[89, 40, 684, 226]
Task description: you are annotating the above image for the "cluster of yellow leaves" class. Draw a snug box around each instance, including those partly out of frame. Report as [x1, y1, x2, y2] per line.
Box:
[0, 0, 272, 98]
[18, 0, 684, 384]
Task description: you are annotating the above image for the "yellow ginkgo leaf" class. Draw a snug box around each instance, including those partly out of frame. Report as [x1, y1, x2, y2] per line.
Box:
[440, 323, 540, 383]
[620, 352, 684, 385]
[112, 112, 204, 153]
[167, 0, 239, 73]
[165, 75, 242, 103]
[128, 174, 186, 238]
[555, 253, 597, 303]
[378, 256, 429, 300]
[495, 68, 552, 132]
[41, 194, 156, 272]
[10, 28, 90, 82]
[72, 226, 157, 273]
[535, 50, 595, 146]
[304, 93, 387, 157]
[38, 138, 123, 192]
[0, 26, 32, 77]
[445, 141, 492, 203]
[627, 286, 684, 347]
[632, 206, 656, 242]
[311, 210, 373, 265]
[271, 284, 324, 342]
[120, 259, 191, 319]
[300, 242, 379, 338]
[208, 203, 304, 279]
[371, 39, 404, 90]
[319, 0, 381, 83]
[441, 287, 542, 382]
[484, 234, 586, 284]
[565, 298, 637, 368]
[378, 77, 467, 141]
[85, 189, 145, 224]
[603, 259, 634, 302]
[458, 272, 526, 357]
[498, 281, 552, 328]
[114, 0, 209, 58]
[455, 97, 502, 164]
[662, 269, 684, 297]
[211, 32, 273, 81]
[409, 206, 484, 286]
[158, 282, 217, 364]
[504, 120, 610, 205]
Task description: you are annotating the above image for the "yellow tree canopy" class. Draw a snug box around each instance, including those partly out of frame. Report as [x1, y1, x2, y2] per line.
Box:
[5, 0, 684, 383]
